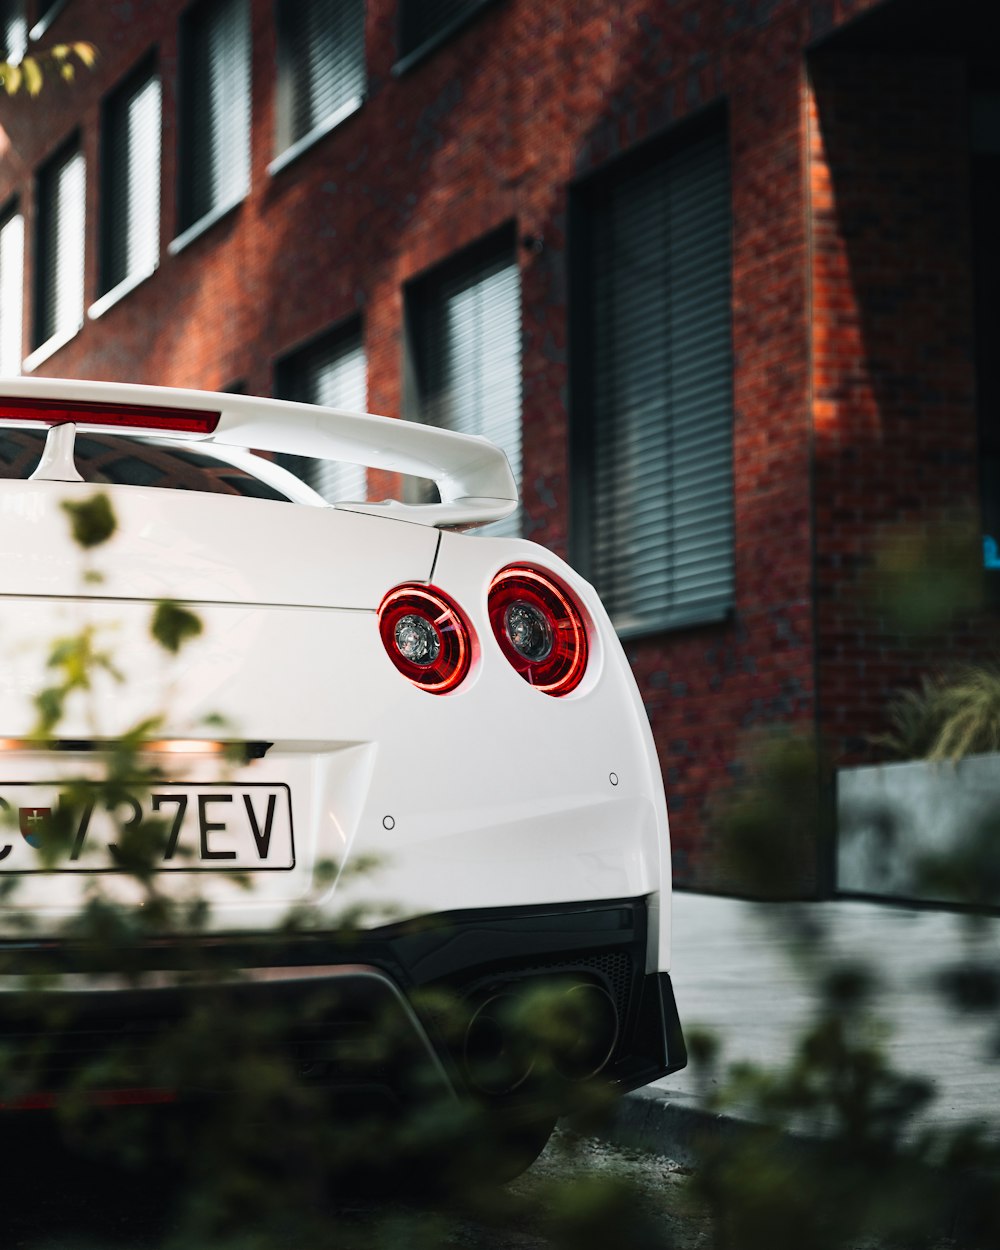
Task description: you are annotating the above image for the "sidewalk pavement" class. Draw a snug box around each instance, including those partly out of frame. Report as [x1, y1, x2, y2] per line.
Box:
[605, 891, 1000, 1161]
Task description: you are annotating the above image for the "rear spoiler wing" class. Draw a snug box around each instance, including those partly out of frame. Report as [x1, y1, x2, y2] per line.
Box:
[0, 378, 518, 529]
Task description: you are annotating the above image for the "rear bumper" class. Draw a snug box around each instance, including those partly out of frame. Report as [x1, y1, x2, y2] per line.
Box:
[0, 896, 685, 1109]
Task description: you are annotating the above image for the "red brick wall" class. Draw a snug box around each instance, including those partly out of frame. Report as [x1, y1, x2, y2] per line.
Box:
[809, 50, 983, 767]
[0, 0, 912, 893]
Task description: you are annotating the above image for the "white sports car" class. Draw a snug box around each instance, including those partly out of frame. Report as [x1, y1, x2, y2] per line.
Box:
[0, 377, 684, 1155]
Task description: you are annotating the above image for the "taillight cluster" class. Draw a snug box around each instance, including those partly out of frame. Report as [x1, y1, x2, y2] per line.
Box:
[377, 586, 472, 694]
[487, 565, 588, 694]
[377, 565, 589, 697]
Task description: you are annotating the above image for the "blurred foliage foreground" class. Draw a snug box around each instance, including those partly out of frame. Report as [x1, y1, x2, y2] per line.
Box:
[703, 733, 1000, 1250]
[0, 42, 96, 96]
[1, 498, 999, 1249]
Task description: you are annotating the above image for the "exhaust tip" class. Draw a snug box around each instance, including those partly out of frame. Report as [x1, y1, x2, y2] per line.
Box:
[463, 993, 536, 1097]
[551, 982, 619, 1082]
[463, 979, 620, 1096]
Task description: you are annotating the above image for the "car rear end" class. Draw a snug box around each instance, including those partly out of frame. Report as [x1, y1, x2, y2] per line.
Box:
[0, 380, 684, 1129]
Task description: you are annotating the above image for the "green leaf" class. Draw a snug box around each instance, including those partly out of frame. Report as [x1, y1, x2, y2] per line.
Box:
[1, 63, 22, 95]
[33, 687, 64, 734]
[72, 42, 98, 68]
[151, 600, 203, 654]
[61, 493, 117, 549]
[20, 56, 44, 96]
[0, 42, 96, 96]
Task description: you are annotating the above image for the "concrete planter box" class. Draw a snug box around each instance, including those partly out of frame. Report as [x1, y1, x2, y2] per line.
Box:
[837, 754, 1000, 905]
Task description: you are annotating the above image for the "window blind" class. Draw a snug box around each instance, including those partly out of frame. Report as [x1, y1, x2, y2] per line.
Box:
[101, 66, 161, 296]
[410, 244, 522, 536]
[0, 206, 24, 375]
[1, 0, 27, 63]
[399, 0, 491, 58]
[35, 144, 85, 349]
[179, 0, 250, 231]
[276, 0, 365, 153]
[276, 324, 368, 502]
[583, 129, 734, 635]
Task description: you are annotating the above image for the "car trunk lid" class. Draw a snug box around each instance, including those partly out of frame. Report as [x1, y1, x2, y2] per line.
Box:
[0, 480, 438, 609]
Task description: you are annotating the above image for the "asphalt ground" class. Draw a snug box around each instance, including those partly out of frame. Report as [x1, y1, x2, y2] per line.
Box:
[1, 1123, 706, 1250]
[603, 890, 1000, 1159]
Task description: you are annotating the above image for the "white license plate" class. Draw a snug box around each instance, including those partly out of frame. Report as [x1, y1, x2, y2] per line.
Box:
[0, 783, 295, 872]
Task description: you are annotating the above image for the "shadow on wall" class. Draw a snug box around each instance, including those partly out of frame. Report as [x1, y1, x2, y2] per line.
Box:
[808, 16, 993, 763]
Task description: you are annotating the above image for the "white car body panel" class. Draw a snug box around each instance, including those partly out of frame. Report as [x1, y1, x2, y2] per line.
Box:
[0, 547, 671, 971]
[0, 478, 438, 609]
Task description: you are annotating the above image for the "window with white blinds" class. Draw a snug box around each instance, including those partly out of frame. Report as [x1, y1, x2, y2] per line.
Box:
[577, 128, 734, 636]
[1, 0, 27, 64]
[177, 0, 250, 235]
[275, 0, 365, 159]
[30, 1, 71, 41]
[408, 239, 522, 536]
[0, 205, 24, 375]
[398, 0, 494, 60]
[34, 142, 85, 350]
[99, 64, 161, 300]
[275, 323, 368, 502]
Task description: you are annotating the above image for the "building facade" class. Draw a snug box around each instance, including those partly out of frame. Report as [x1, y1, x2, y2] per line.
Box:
[1, 0, 994, 893]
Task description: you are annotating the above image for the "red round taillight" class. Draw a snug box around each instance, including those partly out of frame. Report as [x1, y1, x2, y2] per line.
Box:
[378, 585, 472, 694]
[488, 565, 589, 696]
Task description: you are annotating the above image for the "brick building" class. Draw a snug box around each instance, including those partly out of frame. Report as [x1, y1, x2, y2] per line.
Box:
[0, 0, 995, 894]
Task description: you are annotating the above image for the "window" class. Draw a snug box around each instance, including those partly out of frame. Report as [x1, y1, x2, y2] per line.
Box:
[96, 62, 161, 307]
[275, 322, 368, 502]
[573, 125, 735, 636]
[0, 203, 24, 375]
[0, 429, 291, 501]
[33, 139, 85, 353]
[406, 232, 522, 536]
[29, 0, 69, 41]
[175, 0, 250, 243]
[1, 0, 27, 64]
[398, 0, 496, 64]
[274, 0, 365, 165]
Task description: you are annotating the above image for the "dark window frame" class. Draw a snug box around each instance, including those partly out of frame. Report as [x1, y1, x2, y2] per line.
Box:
[28, 0, 68, 41]
[272, 0, 367, 170]
[568, 105, 736, 640]
[0, 195, 25, 374]
[32, 131, 85, 352]
[403, 221, 522, 534]
[97, 53, 161, 302]
[393, 0, 503, 76]
[173, 0, 251, 248]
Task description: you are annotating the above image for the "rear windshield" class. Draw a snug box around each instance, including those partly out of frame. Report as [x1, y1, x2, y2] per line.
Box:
[0, 430, 291, 502]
